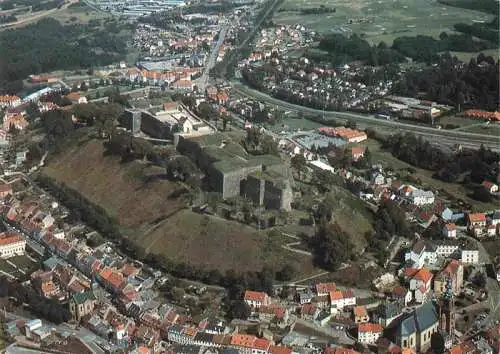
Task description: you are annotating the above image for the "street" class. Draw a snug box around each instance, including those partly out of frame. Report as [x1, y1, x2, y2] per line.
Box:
[231, 83, 500, 151]
[196, 24, 230, 90]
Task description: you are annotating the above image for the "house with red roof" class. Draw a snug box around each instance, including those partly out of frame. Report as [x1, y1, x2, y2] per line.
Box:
[268, 345, 293, 354]
[408, 267, 433, 303]
[315, 282, 337, 296]
[482, 180, 498, 194]
[467, 213, 487, 230]
[434, 260, 463, 297]
[243, 290, 270, 308]
[329, 289, 356, 312]
[353, 306, 369, 323]
[351, 147, 366, 161]
[358, 322, 383, 344]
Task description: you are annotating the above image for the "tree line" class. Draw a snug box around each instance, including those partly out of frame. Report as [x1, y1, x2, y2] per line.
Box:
[0, 18, 127, 92]
[0, 277, 70, 324]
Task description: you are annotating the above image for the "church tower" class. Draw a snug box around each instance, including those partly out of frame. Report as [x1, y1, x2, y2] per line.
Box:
[438, 277, 455, 335]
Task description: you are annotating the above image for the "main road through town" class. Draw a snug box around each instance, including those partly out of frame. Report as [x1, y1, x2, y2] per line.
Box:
[231, 83, 500, 151]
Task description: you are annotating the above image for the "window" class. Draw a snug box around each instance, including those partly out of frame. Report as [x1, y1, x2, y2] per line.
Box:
[403, 339, 408, 347]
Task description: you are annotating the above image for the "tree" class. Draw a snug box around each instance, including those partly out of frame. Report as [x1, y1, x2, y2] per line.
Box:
[276, 263, 297, 282]
[310, 222, 353, 271]
[291, 154, 307, 179]
[228, 300, 251, 319]
[430, 332, 445, 354]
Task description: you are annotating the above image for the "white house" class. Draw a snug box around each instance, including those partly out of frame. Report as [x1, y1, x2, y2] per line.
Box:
[358, 323, 383, 345]
[243, 290, 270, 308]
[442, 223, 457, 238]
[410, 189, 435, 206]
[405, 240, 437, 268]
[482, 181, 498, 194]
[461, 249, 479, 265]
[435, 242, 460, 258]
[329, 290, 356, 313]
[0, 232, 26, 259]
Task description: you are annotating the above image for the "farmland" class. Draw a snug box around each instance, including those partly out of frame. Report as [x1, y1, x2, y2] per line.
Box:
[273, 0, 495, 44]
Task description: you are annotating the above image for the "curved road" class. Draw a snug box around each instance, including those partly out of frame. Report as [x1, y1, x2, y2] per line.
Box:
[232, 83, 500, 150]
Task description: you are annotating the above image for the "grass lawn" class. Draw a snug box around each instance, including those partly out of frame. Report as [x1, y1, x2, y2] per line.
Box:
[438, 115, 483, 127]
[459, 123, 500, 137]
[48, 2, 112, 25]
[267, 116, 324, 133]
[138, 210, 317, 274]
[274, 0, 495, 44]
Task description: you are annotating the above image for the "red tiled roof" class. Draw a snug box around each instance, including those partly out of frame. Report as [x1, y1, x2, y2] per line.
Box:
[444, 223, 456, 231]
[358, 322, 383, 333]
[253, 338, 270, 351]
[468, 213, 486, 223]
[392, 286, 408, 298]
[353, 306, 367, 318]
[244, 290, 267, 302]
[413, 267, 433, 283]
[230, 334, 256, 348]
[268, 345, 293, 354]
[316, 282, 337, 294]
[325, 347, 361, 354]
[0, 232, 23, 246]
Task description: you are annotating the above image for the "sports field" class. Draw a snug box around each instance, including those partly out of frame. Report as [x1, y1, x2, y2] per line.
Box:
[273, 0, 495, 44]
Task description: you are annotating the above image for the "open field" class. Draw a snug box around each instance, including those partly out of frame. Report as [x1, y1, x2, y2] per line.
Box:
[459, 123, 500, 137]
[360, 139, 498, 211]
[273, 0, 495, 44]
[42, 137, 316, 274]
[47, 2, 112, 24]
[266, 116, 324, 133]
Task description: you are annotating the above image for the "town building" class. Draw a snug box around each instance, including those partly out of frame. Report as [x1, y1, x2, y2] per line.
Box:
[467, 213, 487, 230]
[358, 322, 383, 345]
[393, 301, 439, 352]
[69, 291, 97, 322]
[434, 260, 463, 297]
[0, 95, 21, 108]
[461, 248, 479, 265]
[0, 232, 26, 258]
[353, 306, 369, 323]
[442, 223, 457, 238]
[315, 282, 337, 296]
[329, 290, 356, 312]
[482, 181, 498, 194]
[0, 183, 13, 198]
[243, 290, 270, 308]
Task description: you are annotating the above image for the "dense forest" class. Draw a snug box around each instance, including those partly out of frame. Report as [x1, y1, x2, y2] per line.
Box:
[0, 277, 70, 324]
[0, 18, 129, 93]
[318, 32, 496, 66]
[392, 54, 499, 110]
[383, 133, 499, 201]
[437, 0, 499, 15]
[454, 16, 499, 43]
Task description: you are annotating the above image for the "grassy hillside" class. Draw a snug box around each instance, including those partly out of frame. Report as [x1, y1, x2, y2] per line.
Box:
[328, 187, 373, 252]
[42, 138, 315, 274]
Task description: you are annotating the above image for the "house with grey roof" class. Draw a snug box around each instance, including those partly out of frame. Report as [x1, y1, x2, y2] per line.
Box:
[392, 301, 439, 352]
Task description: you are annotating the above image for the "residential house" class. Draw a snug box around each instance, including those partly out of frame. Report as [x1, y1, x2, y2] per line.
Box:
[353, 306, 369, 323]
[358, 322, 383, 345]
[0, 95, 21, 108]
[434, 260, 463, 296]
[297, 289, 314, 304]
[243, 290, 270, 308]
[405, 240, 437, 268]
[372, 173, 385, 185]
[406, 267, 433, 303]
[351, 147, 366, 161]
[461, 248, 479, 265]
[409, 189, 435, 206]
[325, 347, 360, 354]
[467, 213, 487, 230]
[69, 291, 97, 322]
[300, 303, 319, 321]
[315, 282, 337, 296]
[391, 286, 412, 307]
[442, 223, 457, 238]
[393, 301, 439, 352]
[268, 345, 293, 354]
[0, 232, 26, 258]
[230, 334, 257, 354]
[329, 290, 356, 313]
[482, 181, 498, 194]
[490, 211, 500, 227]
[435, 241, 460, 258]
